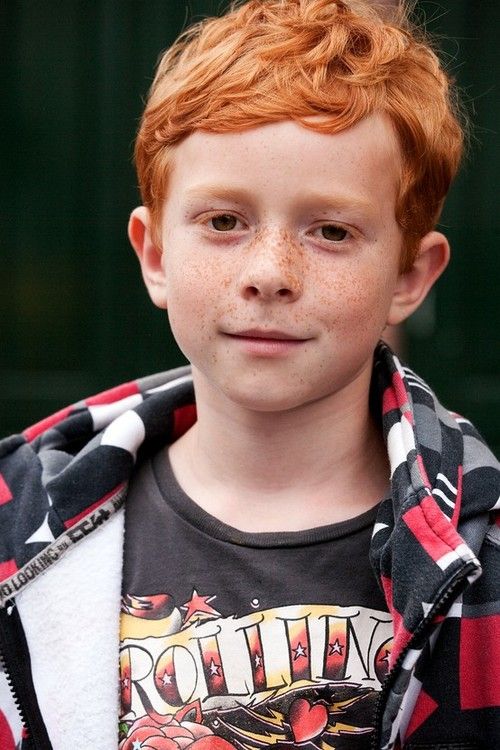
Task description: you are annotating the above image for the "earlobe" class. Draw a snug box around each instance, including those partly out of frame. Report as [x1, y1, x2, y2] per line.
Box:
[387, 231, 450, 326]
[128, 206, 168, 310]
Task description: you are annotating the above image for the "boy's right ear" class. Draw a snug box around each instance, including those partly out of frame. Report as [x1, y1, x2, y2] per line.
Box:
[128, 206, 168, 310]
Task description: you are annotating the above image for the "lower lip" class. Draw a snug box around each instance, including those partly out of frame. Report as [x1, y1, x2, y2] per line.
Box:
[225, 335, 309, 357]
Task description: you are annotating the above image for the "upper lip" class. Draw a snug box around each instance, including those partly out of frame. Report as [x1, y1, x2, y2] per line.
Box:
[226, 329, 310, 341]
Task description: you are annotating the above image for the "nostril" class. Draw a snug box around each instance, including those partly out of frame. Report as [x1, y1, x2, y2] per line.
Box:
[277, 288, 289, 297]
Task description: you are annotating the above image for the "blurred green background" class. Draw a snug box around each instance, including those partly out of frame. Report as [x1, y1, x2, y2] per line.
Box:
[1, 1, 498, 453]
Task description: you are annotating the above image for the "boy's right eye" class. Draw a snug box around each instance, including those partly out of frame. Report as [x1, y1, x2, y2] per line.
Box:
[210, 214, 238, 231]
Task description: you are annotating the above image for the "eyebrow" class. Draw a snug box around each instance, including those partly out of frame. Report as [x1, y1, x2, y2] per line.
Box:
[184, 185, 376, 217]
[184, 185, 252, 204]
[295, 191, 376, 217]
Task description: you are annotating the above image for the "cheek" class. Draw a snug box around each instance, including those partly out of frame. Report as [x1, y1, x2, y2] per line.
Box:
[167, 255, 206, 294]
[314, 263, 396, 332]
[163, 255, 230, 340]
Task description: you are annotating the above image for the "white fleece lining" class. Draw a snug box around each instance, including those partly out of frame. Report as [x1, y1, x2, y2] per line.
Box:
[16, 509, 124, 750]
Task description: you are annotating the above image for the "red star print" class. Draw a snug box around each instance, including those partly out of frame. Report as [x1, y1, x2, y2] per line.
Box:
[208, 658, 221, 677]
[181, 589, 221, 623]
[292, 642, 307, 660]
[161, 670, 175, 686]
[328, 638, 344, 656]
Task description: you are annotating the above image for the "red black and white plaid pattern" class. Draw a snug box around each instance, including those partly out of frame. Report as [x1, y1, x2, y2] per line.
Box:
[370, 347, 499, 747]
[0, 344, 498, 747]
[0, 366, 195, 603]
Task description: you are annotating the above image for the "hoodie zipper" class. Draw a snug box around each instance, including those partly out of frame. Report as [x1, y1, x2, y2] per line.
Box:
[371, 561, 478, 750]
[0, 604, 53, 750]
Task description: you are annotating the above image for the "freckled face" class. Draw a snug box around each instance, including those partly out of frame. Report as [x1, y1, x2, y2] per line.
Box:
[157, 116, 404, 412]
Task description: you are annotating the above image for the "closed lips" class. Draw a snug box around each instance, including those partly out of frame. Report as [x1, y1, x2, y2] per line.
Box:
[226, 329, 310, 341]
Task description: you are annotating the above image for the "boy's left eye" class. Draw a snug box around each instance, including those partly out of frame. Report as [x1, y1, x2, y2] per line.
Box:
[210, 214, 238, 231]
[316, 224, 349, 242]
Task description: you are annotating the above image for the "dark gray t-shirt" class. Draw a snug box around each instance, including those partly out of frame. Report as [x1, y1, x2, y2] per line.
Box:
[119, 450, 392, 750]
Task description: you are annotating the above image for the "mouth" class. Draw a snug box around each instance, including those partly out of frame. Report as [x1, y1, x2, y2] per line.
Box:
[222, 329, 311, 357]
[225, 329, 310, 342]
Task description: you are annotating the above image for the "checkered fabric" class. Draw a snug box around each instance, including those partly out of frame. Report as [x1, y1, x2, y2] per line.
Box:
[369, 349, 500, 747]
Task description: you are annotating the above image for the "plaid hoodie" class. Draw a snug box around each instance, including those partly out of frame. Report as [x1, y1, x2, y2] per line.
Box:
[0, 343, 498, 749]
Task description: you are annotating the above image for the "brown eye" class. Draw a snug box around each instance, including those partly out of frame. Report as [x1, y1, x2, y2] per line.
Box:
[211, 214, 237, 231]
[321, 224, 348, 241]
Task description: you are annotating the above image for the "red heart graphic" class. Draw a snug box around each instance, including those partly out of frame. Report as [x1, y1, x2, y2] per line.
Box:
[289, 698, 328, 743]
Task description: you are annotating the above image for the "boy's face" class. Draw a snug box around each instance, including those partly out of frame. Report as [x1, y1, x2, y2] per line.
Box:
[132, 115, 446, 413]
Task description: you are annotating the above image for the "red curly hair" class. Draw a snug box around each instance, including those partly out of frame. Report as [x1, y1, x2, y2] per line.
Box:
[134, 0, 464, 271]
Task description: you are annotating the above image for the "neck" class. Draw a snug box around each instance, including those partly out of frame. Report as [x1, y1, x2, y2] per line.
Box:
[168, 367, 390, 531]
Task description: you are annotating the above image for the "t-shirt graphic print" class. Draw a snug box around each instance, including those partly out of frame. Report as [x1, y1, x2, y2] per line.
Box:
[119, 453, 393, 750]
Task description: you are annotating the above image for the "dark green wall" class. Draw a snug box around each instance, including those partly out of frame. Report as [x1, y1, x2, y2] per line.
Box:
[1, 1, 498, 452]
[407, 1, 500, 454]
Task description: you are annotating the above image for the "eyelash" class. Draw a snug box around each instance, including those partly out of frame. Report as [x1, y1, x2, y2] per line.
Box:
[311, 224, 351, 243]
[201, 213, 352, 244]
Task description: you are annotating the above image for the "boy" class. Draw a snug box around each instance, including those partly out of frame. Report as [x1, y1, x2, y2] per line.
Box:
[0, 1, 498, 748]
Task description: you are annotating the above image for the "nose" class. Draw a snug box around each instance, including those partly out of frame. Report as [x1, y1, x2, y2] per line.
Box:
[238, 229, 304, 302]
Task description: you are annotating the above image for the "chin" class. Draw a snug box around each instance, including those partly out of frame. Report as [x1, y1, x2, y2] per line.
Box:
[218, 382, 322, 414]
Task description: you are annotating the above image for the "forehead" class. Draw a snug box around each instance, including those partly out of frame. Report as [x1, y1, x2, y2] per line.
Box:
[167, 114, 401, 212]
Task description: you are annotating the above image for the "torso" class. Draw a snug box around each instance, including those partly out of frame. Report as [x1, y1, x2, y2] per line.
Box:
[119, 450, 393, 749]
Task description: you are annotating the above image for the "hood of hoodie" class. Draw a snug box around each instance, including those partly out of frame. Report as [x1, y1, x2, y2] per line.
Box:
[0, 344, 498, 658]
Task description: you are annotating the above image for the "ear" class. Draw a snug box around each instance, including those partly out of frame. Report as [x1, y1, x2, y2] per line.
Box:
[387, 231, 450, 326]
[128, 206, 168, 310]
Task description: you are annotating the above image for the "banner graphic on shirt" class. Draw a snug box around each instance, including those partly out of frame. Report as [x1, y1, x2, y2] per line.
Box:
[119, 590, 392, 749]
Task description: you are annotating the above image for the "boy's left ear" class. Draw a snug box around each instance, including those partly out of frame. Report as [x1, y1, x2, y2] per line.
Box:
[128, 206, 168, 310]
[387, 231, 450, 326]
